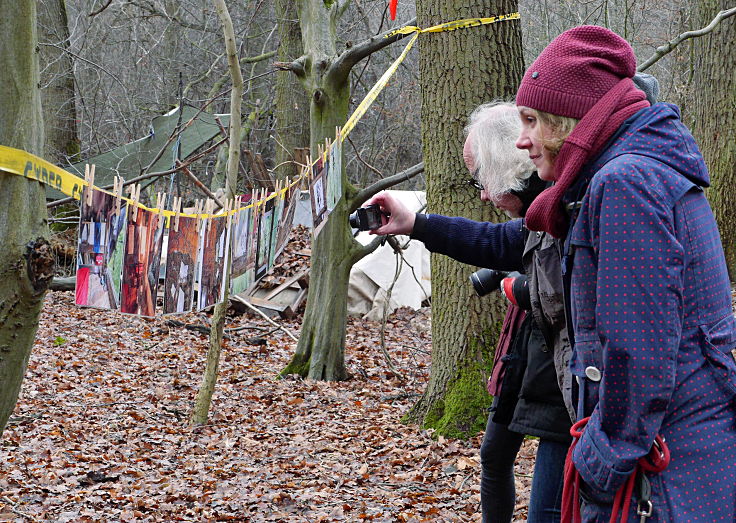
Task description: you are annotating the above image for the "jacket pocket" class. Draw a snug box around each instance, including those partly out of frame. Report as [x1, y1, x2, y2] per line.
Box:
[700, 314, 736, 400]
[533, 242, 566, 331]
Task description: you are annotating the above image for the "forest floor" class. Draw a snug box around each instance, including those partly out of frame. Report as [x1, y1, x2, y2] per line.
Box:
[0, 294, 537, 522]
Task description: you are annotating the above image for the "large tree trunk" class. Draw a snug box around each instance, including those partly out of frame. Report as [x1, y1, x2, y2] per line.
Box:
[273, 0, 310, 180]
[405, 0, 524, 438]
[687, 2, 736, 279]
[38, 0, 79, 165]
[280, 0, 358, 381]
[0, 0, 53, 436]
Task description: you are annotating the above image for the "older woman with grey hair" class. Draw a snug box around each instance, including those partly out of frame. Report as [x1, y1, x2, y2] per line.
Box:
[369, 100, 572, 522]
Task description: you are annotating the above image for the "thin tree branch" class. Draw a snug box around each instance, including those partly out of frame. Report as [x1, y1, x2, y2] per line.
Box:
[230, 297, 299, 342]
[329, 18, 417, 84]
[88, 0, 113, 17]
[176, 162, 225, 207]
[638, 7, 736, 71]
[350, 235, 385, 266]
[347, 134, 384, 179]
[38, 42, 126, 91]
[273, 56, 307, 77]
[349, 162, 424, 212]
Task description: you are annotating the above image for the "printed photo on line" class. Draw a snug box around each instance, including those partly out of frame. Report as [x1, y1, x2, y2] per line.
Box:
[196, 215, 231, 311]
[230, 204, 253, 296]
[327, 139, 342, 212]
[75, 189, 128, 310]
[255, 198, 274, 280]
[120, 206, 165, 317]
[310, 159, 328, 237]
[274, 182, 298, 258]
[162, 215, 199, 314]
[269, 193, 283, 268]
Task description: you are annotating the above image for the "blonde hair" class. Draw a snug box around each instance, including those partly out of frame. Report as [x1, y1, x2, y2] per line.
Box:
[534, 110, 579, 156]
[465, 101, 534, 201]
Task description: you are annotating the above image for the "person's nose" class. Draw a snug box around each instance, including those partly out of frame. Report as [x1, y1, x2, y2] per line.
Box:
[515, 130, 530, 150]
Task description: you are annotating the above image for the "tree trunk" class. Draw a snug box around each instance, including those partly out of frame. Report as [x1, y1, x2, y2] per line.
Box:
[274, 0, 310, 180]
[405, 0, 524, 438]
[0, 0, 53, 436]
[280, 0, 359, 381]
[38, 0, 79, 165]
[687, 2, 736, 279]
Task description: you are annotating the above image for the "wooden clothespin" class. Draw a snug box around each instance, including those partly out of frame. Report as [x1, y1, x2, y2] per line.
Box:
[173, 196, 182, 232]
[193, 199, 203, 232]
[155, 192, 166, 227]
[84, 164, 96, 206]
[127, 183, 141, 221]
[204, 198, 214, 234]
[113, 176, 123, 217]
[155, 192, 165, 214]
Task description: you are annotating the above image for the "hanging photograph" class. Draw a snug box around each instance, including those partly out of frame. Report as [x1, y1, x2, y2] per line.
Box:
[244, 200, 260, 284]
[196, 215, 231, 311]
[269, 192, 284, 268]
[274, 181, 299, 257]
[162, 215, 199, 314]
[255, 197, 274, 280]
[230, 204, 253, 296]
[75, 189, 128, 310]
[310, 159, 328, 237]
[120, 206, 165, 317]
[327, 138, 342, 212]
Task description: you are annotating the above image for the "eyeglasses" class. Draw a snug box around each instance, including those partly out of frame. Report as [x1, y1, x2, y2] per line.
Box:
[467, 178, 483, 191]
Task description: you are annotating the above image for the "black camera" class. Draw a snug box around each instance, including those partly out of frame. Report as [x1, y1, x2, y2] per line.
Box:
[470, 269, 509, 297]
[349, 204, 384, 231]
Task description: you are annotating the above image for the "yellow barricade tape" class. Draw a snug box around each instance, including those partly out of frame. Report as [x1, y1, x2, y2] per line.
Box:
[341, 32, 420, 139]
[342, 12, 519, 141]
[0, 145, 305, 221]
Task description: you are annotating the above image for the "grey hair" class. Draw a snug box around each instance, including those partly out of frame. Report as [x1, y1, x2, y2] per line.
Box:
[464, 101, 534, 201]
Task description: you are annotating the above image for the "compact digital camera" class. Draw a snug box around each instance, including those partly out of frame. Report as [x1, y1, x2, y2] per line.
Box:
[349, 204, 384, 231]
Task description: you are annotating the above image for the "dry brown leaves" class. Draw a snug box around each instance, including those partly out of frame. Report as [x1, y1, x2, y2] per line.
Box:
[0, 289, 537, 522]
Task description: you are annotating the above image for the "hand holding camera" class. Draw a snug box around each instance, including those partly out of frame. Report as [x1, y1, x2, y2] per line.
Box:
[353, 192, 415, 235]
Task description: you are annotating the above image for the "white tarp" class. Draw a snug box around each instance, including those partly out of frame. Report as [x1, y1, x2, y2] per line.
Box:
[294, 189, 431, 320]
[347, 191, 431, 321]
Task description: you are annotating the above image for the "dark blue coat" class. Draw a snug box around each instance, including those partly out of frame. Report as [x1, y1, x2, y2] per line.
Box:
[566, 103, 736, 521]
[412, 215, 572, 441]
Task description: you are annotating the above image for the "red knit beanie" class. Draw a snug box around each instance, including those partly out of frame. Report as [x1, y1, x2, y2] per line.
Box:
[516, 25, 637, 119]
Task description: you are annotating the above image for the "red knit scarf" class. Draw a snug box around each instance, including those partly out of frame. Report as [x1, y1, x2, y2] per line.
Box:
[524, 78, 650, 238]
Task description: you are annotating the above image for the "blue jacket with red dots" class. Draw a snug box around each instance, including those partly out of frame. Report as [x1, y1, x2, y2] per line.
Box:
[565, 103, 736, 521]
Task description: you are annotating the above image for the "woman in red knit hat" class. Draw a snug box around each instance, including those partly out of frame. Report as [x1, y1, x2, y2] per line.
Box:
[515, 25, 736, 522]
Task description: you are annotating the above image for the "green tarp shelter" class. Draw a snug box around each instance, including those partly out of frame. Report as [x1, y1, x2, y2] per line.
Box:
[49, 105, 229, 200]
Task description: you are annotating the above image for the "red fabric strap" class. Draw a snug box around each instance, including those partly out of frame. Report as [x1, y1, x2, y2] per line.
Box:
[561, 417, 670, 523]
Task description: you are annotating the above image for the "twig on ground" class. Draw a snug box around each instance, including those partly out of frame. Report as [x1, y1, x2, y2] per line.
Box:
[234, 300, 298, 342]
[1, 496, 39, 522]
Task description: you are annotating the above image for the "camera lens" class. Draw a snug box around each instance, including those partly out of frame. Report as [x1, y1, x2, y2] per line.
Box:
[348, 211, 360, 229]
[470, 269, 507, 296]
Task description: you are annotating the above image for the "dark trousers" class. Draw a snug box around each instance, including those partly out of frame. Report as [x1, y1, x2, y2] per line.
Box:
[480, 415, 567, 522]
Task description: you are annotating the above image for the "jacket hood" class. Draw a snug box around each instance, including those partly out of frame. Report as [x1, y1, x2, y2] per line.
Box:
[592, 102, 710, 187]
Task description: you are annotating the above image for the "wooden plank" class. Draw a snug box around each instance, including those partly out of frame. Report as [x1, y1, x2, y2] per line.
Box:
[263, 269, 309, 300]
